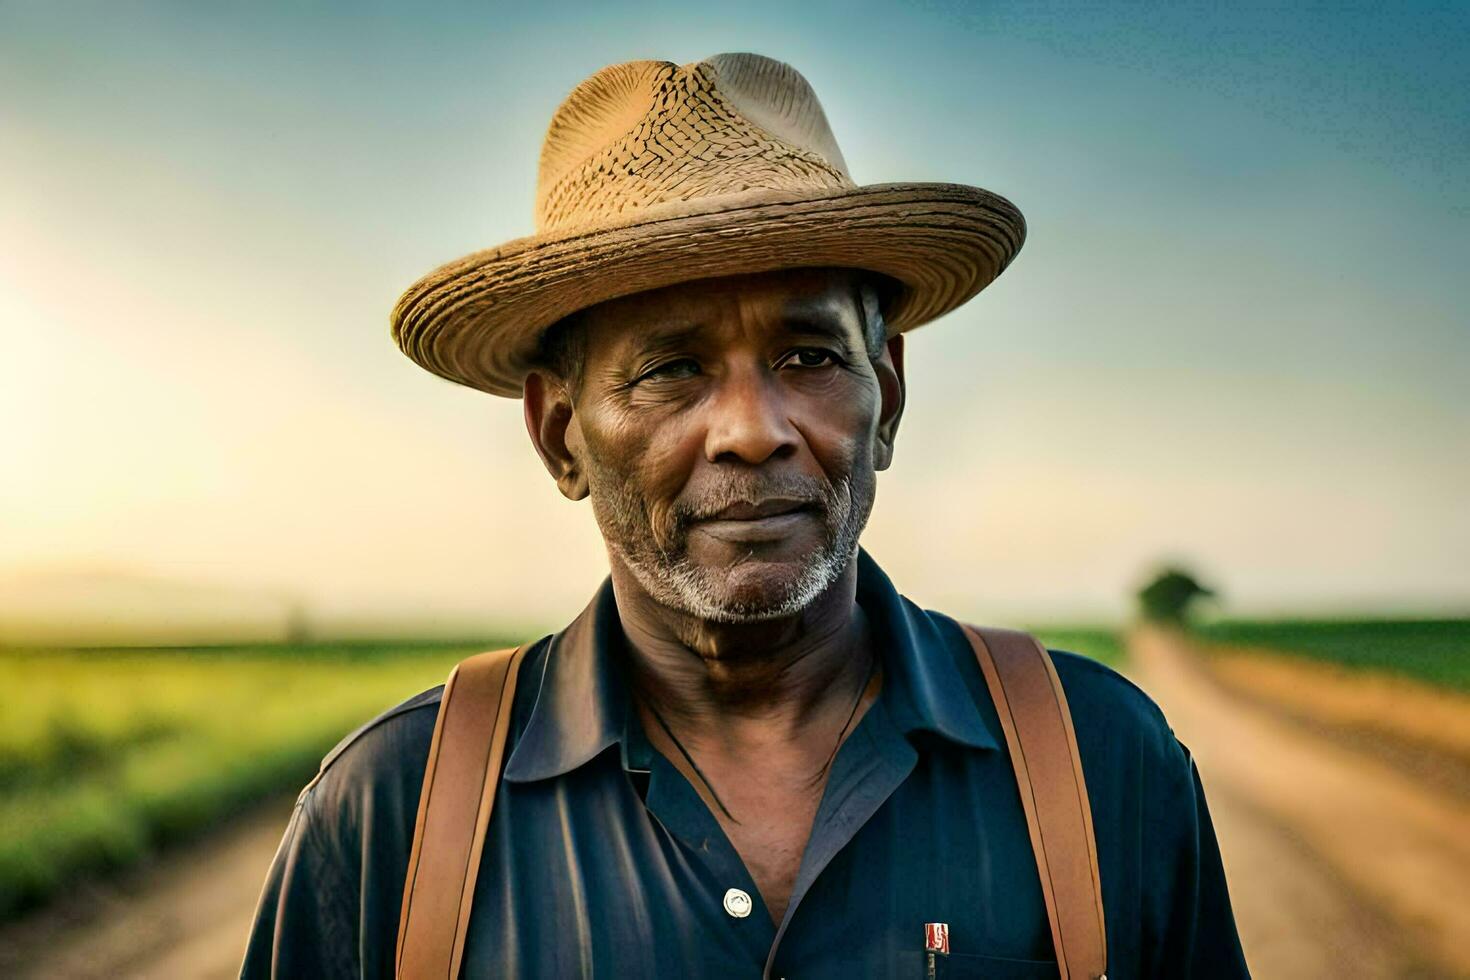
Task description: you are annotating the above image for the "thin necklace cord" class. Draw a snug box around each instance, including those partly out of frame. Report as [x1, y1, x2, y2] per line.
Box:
[641, 645, 879, 825]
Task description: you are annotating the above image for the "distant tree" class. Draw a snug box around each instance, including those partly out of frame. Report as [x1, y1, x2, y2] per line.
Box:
[284, 598, 313, 645]
[1136, 567, 1216, 625]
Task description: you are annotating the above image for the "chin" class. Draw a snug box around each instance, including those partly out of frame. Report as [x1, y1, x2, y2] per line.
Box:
[670, 549, 841, 623]
[719, 561, 808, 605]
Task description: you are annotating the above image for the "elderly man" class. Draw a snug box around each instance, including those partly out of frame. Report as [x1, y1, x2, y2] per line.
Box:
[242, 55, 1248, 979]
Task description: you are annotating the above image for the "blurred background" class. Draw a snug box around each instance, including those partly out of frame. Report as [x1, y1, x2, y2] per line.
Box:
[2, 1, 1466, 977]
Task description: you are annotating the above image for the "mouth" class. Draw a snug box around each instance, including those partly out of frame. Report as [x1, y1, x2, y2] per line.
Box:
[691, 498, 821, 544]
[700, 497, 817, 522]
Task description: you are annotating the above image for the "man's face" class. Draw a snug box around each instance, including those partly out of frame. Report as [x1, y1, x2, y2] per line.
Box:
[525, 266, 905, 623]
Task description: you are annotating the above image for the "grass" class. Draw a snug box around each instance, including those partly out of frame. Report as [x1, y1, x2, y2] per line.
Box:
[1194, 617, 1470, 693]
[0, 624, 1127, 922]
[1028, 627, 1127, 670]
[0, 640, 514, 921]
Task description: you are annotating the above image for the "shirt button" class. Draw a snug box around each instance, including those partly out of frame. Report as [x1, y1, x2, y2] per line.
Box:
[722, 887, 753, 918]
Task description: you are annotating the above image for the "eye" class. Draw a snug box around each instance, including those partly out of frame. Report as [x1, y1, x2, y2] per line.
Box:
[637, 358, 700, 383]
[783, 347, 840, 369]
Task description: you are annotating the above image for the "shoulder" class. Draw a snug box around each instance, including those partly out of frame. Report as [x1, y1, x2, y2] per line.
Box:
[928, 610, 1184, 772]
[290, 684, 447, 853]
[1046, 647, 1175, 747]
[307, 685, 445, 793]
[1040, 645, 1200, 808]
[297, 639, 555, 823]
[240, 682, 456, 976]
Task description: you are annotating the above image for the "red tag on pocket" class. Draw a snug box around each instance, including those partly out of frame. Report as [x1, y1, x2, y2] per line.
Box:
[924, 922, 950, 954]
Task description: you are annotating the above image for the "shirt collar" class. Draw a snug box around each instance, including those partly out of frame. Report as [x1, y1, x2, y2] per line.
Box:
[501, 544, 996, 784]
[855, 547, 998, 753]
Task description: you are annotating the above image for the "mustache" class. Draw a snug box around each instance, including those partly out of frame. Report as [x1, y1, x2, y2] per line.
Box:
[670, 472, 841, 527]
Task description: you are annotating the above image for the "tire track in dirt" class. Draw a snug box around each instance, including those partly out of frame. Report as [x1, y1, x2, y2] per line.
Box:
[1126, 625, 1469, 979]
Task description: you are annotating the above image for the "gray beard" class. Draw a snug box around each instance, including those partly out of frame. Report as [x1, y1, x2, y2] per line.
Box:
[587, 464, 874, 623]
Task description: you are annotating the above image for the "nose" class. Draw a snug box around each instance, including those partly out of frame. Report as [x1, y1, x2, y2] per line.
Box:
[703, 365, 800, 465]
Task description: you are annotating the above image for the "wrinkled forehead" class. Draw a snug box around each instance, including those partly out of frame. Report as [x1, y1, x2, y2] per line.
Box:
[577, 266, 869, 352]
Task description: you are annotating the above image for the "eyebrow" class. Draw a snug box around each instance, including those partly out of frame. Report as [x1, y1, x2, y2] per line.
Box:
[781, 294, 861, 344]
[625, 298, 858, 359]
[627, 324, 705, 359]
[780, 314, 852, 345]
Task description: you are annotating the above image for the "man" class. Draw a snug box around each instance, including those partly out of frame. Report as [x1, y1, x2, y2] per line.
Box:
[242, 54, 1249, 978]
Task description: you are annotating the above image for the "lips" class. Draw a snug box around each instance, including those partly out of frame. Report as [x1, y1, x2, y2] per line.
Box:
[703, 498, 814, 521]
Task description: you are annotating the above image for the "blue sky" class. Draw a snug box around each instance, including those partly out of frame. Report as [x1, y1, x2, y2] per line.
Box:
[2, 1, 1466, 628]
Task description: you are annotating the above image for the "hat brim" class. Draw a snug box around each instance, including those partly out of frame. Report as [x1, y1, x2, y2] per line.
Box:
[391, 182, 1025, 397]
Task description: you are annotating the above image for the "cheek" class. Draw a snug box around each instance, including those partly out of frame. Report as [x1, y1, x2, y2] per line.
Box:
[639, 438, 699, 534]
[583, 408, 703, 522]
[790, 376, 881, 474]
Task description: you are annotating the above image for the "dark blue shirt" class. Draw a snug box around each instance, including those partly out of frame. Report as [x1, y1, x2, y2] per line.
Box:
[241, 546, 1249, 978]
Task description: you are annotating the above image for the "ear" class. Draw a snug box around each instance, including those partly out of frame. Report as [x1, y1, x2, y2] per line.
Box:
[872, 333, 905, 471]
[523, 370, 589, 500]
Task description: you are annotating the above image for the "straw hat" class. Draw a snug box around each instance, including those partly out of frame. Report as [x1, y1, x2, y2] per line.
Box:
[391, 52, 1026, 397]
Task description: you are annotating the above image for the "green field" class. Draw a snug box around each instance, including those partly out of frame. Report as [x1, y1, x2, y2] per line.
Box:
[0, 625, 1124, 922]
[1195, 617, 1470, 692]
[1029, 627, 1126, 670]
[0, 640, 511, 920]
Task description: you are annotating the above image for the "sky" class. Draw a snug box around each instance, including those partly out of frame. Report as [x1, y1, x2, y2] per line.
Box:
[2, 1, 1466, 635]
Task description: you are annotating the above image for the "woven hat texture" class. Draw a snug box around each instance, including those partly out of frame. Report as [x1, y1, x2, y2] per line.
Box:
[391, 52, 1026, 397]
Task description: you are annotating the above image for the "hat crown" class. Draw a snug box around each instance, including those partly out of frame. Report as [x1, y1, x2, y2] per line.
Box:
[535, 53, 855, 234]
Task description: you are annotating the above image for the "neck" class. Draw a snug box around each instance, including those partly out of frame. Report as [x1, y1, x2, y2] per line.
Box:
[609, 553, 874, 743]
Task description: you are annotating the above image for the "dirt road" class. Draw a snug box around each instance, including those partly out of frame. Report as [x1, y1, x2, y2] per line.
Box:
[1126, 625, 1469, 979]
[4, 631, 1467, 978]
[0, 797, 297, 980]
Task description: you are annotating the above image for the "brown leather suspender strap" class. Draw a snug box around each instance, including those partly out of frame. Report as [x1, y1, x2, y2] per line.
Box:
[396, 644, 529, 980]
[395, 628, 1105, 978]
[960, 623, 1108, 980]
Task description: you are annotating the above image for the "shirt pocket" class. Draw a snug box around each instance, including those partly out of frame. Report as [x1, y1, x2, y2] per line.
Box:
[917, 950, 1060, 979]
